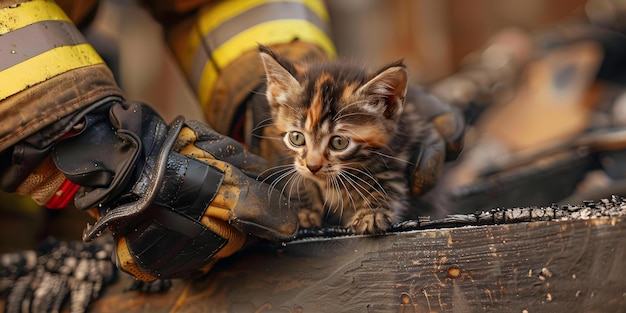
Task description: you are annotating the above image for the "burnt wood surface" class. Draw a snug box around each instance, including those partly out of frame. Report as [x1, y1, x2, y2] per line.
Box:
[87, 197, 626, 313]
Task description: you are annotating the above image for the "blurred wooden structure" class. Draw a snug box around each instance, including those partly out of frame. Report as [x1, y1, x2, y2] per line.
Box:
[327, 0, 587, 84]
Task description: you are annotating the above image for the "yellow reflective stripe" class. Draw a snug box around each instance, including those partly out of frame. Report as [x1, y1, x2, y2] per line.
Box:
[0, 44, 104, 100]
[181, 0, 263, 74]
[196, 19, 335, 107]
[182, 0, 330, 74]
[199, 0, 329, 39]
[0, 0, 71, 35]
[196, 59, 219, 113]
[180, 22, 203, 75]
[214, 20, 334, 67]
[199, 0, 268, 36]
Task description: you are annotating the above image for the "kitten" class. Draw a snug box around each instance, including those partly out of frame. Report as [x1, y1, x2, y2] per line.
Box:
[258, 45, 429, 234]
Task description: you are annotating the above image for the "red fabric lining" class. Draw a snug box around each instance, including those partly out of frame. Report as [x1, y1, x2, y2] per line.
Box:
[45, 179, 80, 209]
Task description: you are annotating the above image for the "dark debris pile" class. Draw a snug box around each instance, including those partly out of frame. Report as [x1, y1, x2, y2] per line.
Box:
[0, 237, 117, 313]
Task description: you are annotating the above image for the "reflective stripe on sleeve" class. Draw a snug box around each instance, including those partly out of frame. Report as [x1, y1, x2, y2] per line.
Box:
[0, 0, 71, 34]
[0, 0, 104, 100]
[180, 0, 336, 109]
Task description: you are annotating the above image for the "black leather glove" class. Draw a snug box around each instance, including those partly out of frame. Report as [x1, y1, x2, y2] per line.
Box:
[50, 99, 297, 281]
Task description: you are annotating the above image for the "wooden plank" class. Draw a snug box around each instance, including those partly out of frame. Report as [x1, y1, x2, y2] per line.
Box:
[91, 212, 626, 312]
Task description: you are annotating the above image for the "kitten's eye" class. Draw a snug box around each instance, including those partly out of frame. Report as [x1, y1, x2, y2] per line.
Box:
[288, 131, 305, 147]
[329, 136, 349, 151]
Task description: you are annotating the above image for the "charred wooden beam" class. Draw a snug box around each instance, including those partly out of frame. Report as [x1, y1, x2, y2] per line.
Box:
[88, 196, 626, 313]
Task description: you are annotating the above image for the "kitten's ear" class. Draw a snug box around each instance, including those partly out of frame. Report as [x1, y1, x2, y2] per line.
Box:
[259, 45, 301, 109]
[358, 62, 408, 120]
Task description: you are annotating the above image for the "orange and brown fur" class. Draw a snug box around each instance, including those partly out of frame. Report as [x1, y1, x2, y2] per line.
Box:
[258, 45, 428, 234]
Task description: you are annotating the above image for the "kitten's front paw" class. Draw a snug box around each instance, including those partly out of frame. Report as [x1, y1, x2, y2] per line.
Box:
[298, 208, 323, 228]
[349, 208, 393, 235]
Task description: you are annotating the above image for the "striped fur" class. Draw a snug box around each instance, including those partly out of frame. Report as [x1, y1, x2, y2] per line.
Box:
[259, 46, 428, 234]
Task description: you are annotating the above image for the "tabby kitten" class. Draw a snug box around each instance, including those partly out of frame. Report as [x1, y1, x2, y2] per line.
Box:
[259, 45, 428, 234]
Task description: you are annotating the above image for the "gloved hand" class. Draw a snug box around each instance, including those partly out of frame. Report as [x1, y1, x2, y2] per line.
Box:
[407, 86, 465, 197]
[51, 99, 297, 281]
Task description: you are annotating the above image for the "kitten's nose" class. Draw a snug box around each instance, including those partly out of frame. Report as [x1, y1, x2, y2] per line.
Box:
[306, 163, 322, 173]
[306, 153, 323, 173]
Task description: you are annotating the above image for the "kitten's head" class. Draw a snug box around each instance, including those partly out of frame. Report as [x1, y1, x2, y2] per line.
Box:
[259, 45, 408, 183]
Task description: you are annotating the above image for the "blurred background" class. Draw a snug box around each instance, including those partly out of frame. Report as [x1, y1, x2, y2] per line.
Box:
[0, 0, 614, 252]
[91, 0, 589, 120]
[329, 0, 587, 83]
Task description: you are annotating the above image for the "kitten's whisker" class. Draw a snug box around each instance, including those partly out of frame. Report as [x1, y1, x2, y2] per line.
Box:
[268, 168, 297, 200]
[337, 173, 357, 212]
[334, 175, 352, 223]
[250, 88, 267, 96]
[334, 176, 351, 223]
[341, 128, 370, 146]
[340, 171, 378, 210]
[335, 111, 380, 121]
[372, 150, 415, 166]
[297, 176, 312, 209]
[251, 118, 278, 133]
[260, 170, 293, 194]
[339, 162, 386, 196]
[376, 151, 391, 170]
[332, 99, 370, 120]
[343, 165, 389, 198]
[347, 181, 375, 211]
[266, 170, 293, 207]
[285, 173, 297, 203]
[343, 170, 386, 208]
[325, 176, 334, 213]
[251, 134, 284, 141]
[293, 175, 304, 202]
[280, 102, 299, 114]
[324, 176, 337, 213]
[257, 164, 295, 182]
[281, 169, 300, 207]
[321, 177, 332, 214]
[329, 175, 344, 215]
[338, 176, 346, 216]
[339, 174, 356, 211]
[335, 176, 345, 224]
[268, 167, 295, 189]
[254, 116, 274, 125]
